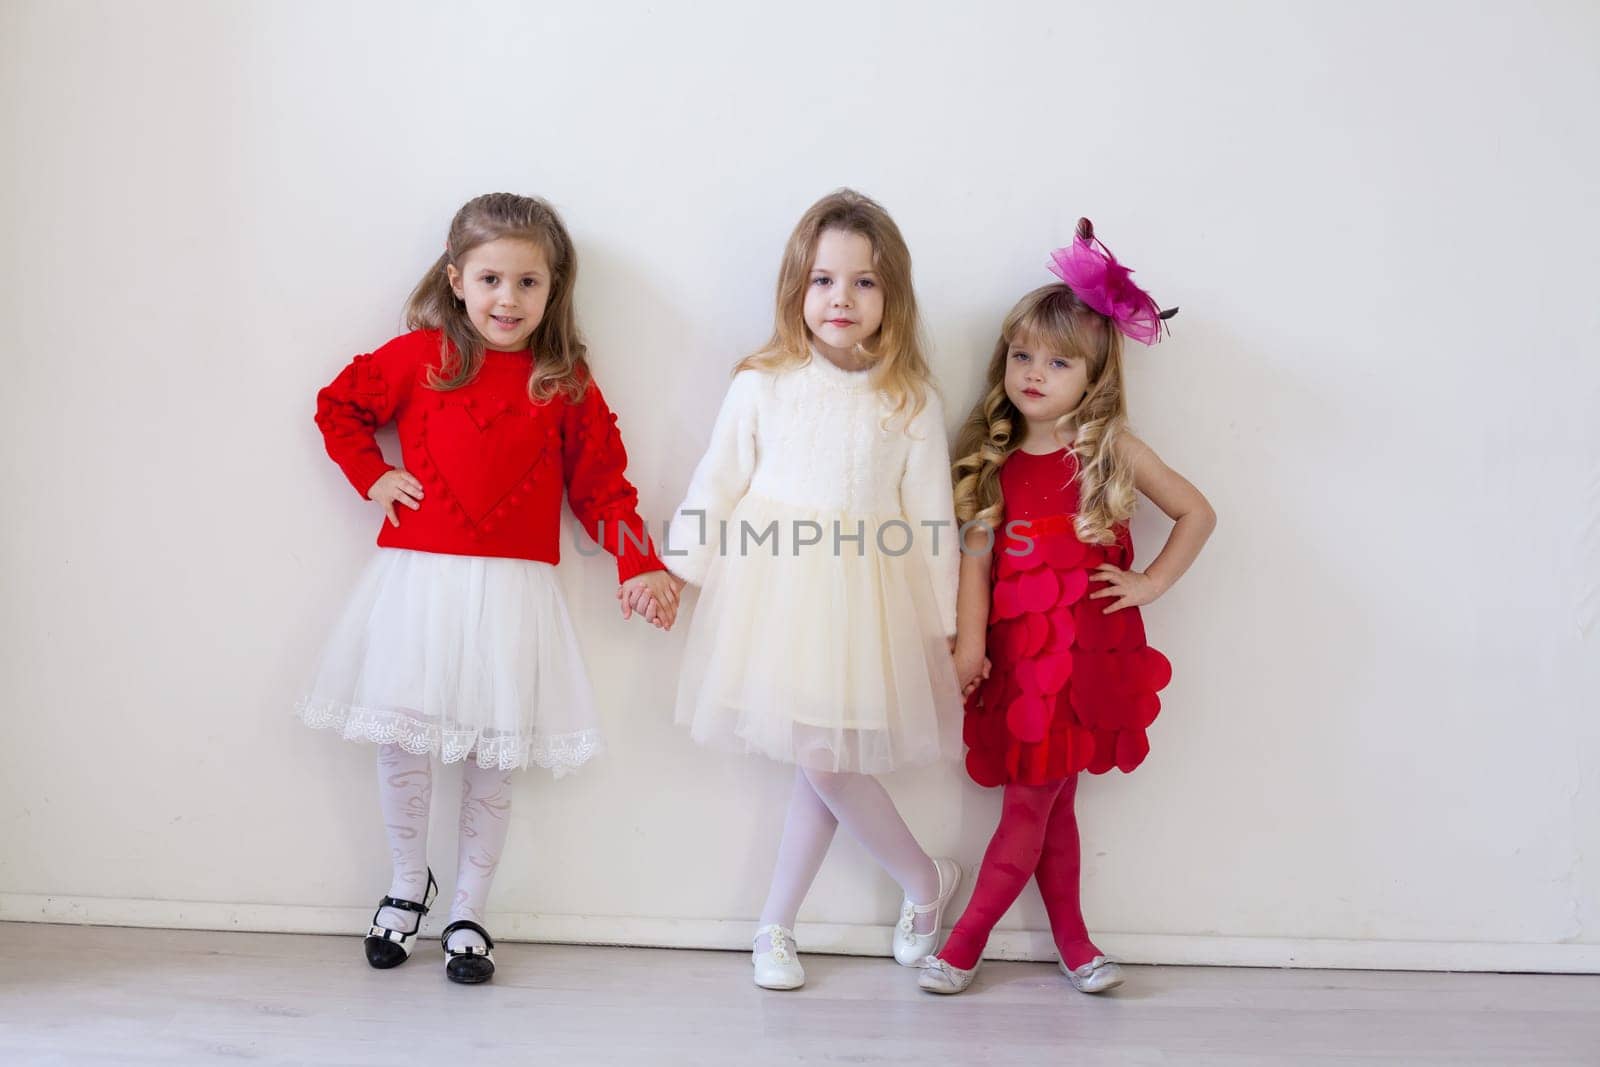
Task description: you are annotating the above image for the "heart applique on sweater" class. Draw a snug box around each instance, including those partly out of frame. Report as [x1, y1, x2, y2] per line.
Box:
[419, 397, 552, 526]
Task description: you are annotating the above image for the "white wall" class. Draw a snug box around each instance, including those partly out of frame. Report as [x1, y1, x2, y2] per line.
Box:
[2, 0, 1596, 972]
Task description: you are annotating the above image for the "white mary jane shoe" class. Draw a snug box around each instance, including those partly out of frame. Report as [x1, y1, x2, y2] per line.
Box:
[1060, 954, 1125, 993]
[917, 954, 980, 995]
[752, 924, 805, 990]
[892, 857, 963, 966]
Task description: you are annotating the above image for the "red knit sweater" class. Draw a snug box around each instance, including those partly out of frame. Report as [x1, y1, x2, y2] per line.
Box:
[314, 329, 664, 582]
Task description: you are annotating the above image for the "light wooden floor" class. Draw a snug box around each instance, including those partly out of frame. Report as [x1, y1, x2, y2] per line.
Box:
[0, 923, 1595, 1065]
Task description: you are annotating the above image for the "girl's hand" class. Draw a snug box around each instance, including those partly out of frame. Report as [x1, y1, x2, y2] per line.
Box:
[619, 570, 680, 630]
[952, 640, 991, 697]
[367, 469, 424, 528]
[627, 587, 664, 628]
[1088, 565, 1164, 614]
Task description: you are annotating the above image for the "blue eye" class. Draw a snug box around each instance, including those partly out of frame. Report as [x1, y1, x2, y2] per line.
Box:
[1050, 359, 1068, 369]
[1012, 351, 1030, 362]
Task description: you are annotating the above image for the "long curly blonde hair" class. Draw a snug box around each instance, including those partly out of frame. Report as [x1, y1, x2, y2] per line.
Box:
[736, 188, 932, 425]
[953, 284, 1136, 545]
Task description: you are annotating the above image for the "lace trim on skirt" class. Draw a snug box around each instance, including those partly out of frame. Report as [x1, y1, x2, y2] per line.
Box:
[295, 698, 602, 776]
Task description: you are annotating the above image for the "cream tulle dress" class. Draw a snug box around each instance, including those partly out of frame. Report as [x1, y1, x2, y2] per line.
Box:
[665, 354, 963, 773]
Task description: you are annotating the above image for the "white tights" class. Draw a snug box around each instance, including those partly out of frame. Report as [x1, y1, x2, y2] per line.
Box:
[372, 745, 514, 953]
[756, 766, 938, 948]
[375, 753, 937, 956]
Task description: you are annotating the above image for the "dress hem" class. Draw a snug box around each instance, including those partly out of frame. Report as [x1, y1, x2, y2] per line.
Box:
[679, 721, 952, 775]
[295, 698, 602, 776]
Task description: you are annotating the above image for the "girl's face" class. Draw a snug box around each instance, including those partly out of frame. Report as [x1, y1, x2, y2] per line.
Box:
[447, 237, 552, 351]
[803, 228, 885, 363]
[1004, 329, 1091, 427]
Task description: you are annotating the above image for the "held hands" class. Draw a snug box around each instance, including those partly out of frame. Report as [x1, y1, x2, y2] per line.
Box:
[950, 636, 991, 698]
[1088, 565, 1164, 614]
[617, 570, 686, 631]
[368, 469, 424, 527]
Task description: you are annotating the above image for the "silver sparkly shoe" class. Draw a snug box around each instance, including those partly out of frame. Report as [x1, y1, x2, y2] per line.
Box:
[918, 954, 980, 995]
[1059, 954, 1125, 993]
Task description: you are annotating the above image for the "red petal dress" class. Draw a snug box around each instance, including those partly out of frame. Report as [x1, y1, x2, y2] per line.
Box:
[963, 447, 1172, 787]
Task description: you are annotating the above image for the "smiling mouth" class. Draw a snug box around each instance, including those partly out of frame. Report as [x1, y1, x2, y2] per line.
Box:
[491, 315, 522, 329]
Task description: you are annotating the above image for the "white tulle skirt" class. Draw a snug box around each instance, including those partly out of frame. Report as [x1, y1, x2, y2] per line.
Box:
[674, 494, 963, 774]
[296, 549, 599, 775]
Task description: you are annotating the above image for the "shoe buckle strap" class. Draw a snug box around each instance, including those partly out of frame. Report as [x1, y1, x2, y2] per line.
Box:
[380, 895, 428, 915]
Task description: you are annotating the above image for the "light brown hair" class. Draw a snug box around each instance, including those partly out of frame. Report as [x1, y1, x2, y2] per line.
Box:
[737, 188, 933, 424]
[404, 192, 588, 402]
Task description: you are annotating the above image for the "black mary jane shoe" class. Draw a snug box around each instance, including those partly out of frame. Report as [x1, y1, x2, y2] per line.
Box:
[439, 919, 496, 984]
[362, 868, 438, 969]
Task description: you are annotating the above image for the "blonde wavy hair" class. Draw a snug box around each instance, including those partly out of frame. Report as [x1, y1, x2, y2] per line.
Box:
[736, 188, 933, 424]
[953, 284, 1136, 546]
[404, 192, 589, 403]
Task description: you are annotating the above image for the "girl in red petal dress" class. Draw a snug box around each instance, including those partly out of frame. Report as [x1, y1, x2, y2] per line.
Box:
[919, 221, 1215, 996]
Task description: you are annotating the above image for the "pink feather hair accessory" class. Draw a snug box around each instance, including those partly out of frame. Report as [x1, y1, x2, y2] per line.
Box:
[1047, 218, 1177, 345]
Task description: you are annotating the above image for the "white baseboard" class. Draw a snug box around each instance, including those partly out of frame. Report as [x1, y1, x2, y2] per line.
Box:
[3, 893, 1597, 974]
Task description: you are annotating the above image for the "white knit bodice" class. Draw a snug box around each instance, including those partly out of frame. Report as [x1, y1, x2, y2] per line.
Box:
[666, 353, 960, 634]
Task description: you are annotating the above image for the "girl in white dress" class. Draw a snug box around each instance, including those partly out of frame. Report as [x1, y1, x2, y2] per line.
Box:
[656, 189, 966, 989]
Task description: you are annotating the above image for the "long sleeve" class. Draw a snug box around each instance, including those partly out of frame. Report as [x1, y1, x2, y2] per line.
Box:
[313, 334, 423, 498]
[664, 370, 760, 585]
[900, 389, 960, 637]
[561, 376, 665, 584]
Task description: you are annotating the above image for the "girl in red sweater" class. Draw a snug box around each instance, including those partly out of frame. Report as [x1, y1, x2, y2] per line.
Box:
[918, 221, 1214, 996]
[301, 193, 676, 984]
